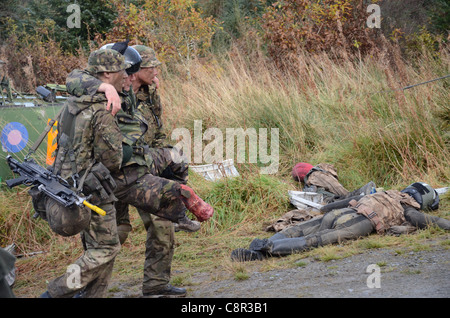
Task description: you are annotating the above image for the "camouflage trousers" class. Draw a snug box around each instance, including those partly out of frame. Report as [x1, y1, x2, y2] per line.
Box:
[114, 147, 189, 222]
[115, 147, 188, 292]
[47, 202, 120, 298]
[117, 201, 175, 292]
[278, 208, 374, 250]
[146, 147, 189, 185]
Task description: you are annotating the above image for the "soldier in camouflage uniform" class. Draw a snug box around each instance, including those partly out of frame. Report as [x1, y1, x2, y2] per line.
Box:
[132, 45, 167, 149]
[41, 49, 128, 298]
[130, 45, 189, 297]
[232, 182, 450, 261]
[65, 44, 213, 297]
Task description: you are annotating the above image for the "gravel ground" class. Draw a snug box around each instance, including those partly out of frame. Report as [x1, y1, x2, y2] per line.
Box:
[108, 241, 449, 298]
[186, 247, 449, 298]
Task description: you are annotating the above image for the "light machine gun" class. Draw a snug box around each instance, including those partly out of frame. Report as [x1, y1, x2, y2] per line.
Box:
[5, 155, 106, 216]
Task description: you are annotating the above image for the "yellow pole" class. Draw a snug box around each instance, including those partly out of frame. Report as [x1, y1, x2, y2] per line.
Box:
[82, 200, 106, 216]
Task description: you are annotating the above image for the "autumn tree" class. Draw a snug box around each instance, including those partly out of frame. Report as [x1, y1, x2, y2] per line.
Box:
[261, 0, 381, 65]
[98, 0, 220, 77]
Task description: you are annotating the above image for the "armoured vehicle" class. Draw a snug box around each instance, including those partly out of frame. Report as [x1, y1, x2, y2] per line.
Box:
[0, 62, 65, 182]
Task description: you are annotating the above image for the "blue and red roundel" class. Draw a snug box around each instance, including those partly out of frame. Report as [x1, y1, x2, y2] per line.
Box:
[1, 122, 29, 153]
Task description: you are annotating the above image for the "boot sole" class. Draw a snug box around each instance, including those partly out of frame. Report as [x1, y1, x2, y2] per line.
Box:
[142, 293, 187, 298]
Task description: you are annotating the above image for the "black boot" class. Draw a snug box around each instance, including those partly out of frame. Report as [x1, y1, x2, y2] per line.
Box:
[249, 232, 287, 252]
[248, 237, 309, 256]
[142, 284, 187, 298]
[249, 238, 272, 252]
[230, 248, 264, 262]
[231, 233, 290, 262]
[269, 237, 308, 256]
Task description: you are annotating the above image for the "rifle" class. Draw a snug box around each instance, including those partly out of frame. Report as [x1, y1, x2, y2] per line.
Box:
[5, 155, 106, 216]
[319, 194, 364, 213]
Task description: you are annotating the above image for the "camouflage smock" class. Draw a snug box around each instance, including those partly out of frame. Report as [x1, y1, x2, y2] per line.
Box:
[135, 84, 167, 148]
[349, 190, 420, 234]
[54, 94, 123, 180]
[304, 163, 349, 196]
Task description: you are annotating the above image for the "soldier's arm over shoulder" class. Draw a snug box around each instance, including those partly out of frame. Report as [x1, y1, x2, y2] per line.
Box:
[66, 69, 102, 97]
[92, 106, 123, 173]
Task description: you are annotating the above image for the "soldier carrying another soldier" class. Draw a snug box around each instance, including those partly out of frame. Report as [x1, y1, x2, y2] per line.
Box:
[35, 46, 208, 297]
[64, 42, 213, 297]
[38, 48, 129, 297]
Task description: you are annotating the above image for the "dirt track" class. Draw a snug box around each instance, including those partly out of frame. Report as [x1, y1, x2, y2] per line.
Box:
[108, 240, 449, 298]
[187, 247, 449, 298]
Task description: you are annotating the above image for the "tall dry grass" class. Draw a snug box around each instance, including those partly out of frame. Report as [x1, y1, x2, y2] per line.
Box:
[161, 44, 449, 191]
[2, 41, 449, 298]
[1, 42, 448, 252]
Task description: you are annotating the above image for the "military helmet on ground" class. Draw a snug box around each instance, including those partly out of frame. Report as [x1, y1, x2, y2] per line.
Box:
[132, 45, 162, 68]
[401, 182, 439, 211]
[86, 49, 131, 74]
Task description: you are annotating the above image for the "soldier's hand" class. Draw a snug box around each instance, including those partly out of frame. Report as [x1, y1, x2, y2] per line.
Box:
[99, 83, 121, 116]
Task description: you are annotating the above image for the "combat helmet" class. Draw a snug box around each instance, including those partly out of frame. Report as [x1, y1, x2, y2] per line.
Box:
[132, 45, 162, 68]
[86, 48, 131, 74]
[401, 182, 440, 211]
[45, 197, 91, 237]
[101, 41, 142, 75]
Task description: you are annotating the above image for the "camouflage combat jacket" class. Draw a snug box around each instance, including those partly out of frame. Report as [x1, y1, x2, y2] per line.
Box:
[54, 94, 123, 180]
[66, 69, 167, 147]
[135, 84, 167, 148]
[304, 163, 349, 196]
[117, 91, 150, 168]
[66, 69, 152, 169]
[349, 190, 421, 234]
